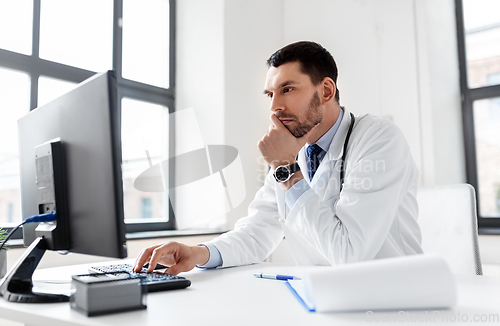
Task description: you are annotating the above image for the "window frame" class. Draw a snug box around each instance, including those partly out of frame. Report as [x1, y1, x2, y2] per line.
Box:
[0, 0, 177, 237]
[456, 0, 500, 232]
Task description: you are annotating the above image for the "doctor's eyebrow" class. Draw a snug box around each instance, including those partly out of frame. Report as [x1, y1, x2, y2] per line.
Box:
[263, 80, 297, 95]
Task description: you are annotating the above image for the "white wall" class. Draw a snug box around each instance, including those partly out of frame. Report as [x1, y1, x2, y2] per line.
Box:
[176, 0, 466, 229]
[176, 0, 225, 147]
[175, 0, 227, 228]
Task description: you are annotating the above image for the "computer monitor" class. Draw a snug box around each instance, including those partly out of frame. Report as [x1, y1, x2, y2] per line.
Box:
[0, 71, 127, 303]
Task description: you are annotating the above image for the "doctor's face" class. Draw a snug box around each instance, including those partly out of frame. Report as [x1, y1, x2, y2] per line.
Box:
[264, 61, 323, 138]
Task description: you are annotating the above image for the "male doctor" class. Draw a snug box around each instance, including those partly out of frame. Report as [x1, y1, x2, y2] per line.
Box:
[134, 41, 423, 275]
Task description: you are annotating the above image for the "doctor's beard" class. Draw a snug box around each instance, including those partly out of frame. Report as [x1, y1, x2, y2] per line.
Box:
[277, 91, 323, 138]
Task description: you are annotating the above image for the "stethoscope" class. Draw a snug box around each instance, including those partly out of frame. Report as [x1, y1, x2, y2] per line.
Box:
[339, 112, 355, 192]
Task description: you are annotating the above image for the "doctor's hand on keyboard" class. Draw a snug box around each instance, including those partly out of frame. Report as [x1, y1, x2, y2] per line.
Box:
[133, 241, 210, 275]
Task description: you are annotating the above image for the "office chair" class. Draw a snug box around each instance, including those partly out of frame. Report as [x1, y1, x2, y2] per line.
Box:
[417, 183, 483, 275]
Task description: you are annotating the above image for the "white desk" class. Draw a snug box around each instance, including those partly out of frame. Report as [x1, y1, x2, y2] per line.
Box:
[1, 262, 500, 326]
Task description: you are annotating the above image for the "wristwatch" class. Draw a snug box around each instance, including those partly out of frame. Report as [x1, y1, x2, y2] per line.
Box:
[273, 162, 300, 183]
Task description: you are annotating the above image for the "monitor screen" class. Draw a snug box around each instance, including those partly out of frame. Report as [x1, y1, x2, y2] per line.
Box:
[17, 71, 127, 258]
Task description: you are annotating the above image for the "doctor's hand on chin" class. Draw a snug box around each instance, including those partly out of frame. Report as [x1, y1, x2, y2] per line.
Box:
[258, 113, 316, 190]
[133, 241, 210, 275]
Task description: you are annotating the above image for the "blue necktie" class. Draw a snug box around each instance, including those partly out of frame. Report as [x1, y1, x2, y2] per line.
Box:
[307, 144, 324, 181]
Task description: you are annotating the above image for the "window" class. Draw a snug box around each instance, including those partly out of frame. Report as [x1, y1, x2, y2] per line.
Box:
[0, 0, 176, 235]
[141, 198, 153, 219]
[0, 68, 29, 230]
[39, 0, 113, 72]
[0, 1, 33, 55]
[496, 184, 500, 215]
[122, 0, 170, 88]
[122, 98, 171, 226]
[457, 0, 500, 230]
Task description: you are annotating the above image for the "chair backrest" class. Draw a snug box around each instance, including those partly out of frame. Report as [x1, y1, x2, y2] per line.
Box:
[417, 184, 483, 275]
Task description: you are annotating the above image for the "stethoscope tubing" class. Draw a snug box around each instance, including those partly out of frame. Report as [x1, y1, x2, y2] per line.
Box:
[339, 112, 355, 192]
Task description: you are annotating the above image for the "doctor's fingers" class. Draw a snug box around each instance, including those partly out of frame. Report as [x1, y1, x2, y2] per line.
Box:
[267, 123, 279, 134]
[133, 242, 174, 272]
[133, 244, 161, 272]
[270, 114, 286, 130]
[146, 243, 180, 273]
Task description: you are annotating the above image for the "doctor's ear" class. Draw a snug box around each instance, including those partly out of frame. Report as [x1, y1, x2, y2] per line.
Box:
[321, 78, 336, 103]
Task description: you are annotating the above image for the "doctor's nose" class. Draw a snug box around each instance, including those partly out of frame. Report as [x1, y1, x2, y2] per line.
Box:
[270, 96, 284, 113]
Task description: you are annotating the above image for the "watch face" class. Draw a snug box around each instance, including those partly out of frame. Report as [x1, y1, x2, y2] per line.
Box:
[274, 166, 290, 182]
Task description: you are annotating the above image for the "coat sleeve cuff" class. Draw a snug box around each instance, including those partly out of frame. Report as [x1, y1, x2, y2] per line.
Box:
[196, 243, 223, 269]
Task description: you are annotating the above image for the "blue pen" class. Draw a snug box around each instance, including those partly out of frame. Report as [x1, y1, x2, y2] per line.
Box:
[254, 273, 301, 281]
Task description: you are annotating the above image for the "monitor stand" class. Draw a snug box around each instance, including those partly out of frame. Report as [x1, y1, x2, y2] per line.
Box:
[0, 237, 69, 303]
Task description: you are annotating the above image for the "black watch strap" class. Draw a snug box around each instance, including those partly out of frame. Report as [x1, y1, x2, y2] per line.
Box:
[287, 162, 300, 173]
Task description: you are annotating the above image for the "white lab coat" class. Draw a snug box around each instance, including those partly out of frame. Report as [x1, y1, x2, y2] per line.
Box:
[207, 108, 423, 267]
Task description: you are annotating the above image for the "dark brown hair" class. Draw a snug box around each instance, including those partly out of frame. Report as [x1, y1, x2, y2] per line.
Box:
[267, 41, 340, 103]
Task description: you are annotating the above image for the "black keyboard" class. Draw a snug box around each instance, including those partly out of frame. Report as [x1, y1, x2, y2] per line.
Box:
[89, 263, 191, 292]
